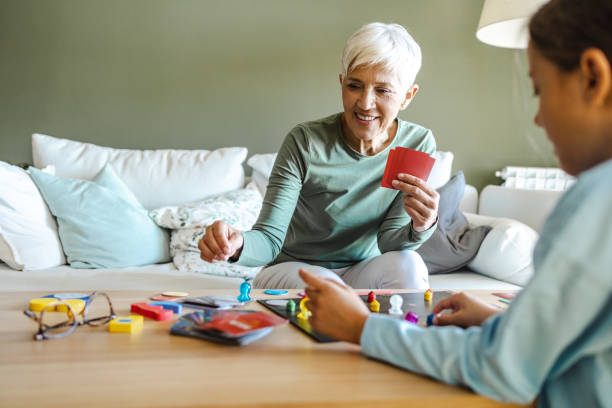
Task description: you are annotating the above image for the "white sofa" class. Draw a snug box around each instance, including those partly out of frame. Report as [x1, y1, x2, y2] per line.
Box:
[0, 135, 562, 293]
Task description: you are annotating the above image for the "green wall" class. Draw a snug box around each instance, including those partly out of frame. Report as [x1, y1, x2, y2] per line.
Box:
[0, 0, 556, 190]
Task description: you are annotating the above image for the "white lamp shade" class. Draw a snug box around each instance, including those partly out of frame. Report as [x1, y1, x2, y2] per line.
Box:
[477, 0, 550, 49]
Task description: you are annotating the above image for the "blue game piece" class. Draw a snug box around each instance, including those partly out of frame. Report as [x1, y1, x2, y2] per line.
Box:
[426, 313, 435, 327]
[150, 301, 183, 314]
[264, 289, 289, 295]
[237, 281, 252, 302]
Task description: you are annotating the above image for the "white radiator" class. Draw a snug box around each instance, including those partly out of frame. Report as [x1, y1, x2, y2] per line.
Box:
[495, 166, 575, 191]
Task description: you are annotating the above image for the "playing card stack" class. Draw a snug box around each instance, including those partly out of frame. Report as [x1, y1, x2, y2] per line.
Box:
[170, 309, 287, 346]
[381, 147, 436, 188]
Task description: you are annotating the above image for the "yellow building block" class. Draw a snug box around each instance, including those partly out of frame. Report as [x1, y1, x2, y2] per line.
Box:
[109, 315, 144, 333]
[55, 299, 86, 314]
[29, 298, 60, 312]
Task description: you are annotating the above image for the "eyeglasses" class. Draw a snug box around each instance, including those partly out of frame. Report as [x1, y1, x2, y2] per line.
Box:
[23, 292, 117, 341]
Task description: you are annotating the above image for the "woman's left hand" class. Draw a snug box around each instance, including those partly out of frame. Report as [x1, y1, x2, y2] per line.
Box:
[392, 173, 439, 232]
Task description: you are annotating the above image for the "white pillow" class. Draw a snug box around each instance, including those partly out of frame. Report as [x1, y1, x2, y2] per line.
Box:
[0, 162, 66, 270]
[246, 150, 454, 195]
[247, 153, 277, 197]
[150, 185, 263, 279]
[465, 213, 538, 286]
[150, 184, 262, 230]
[173, 250, 260, 279]
[32, 133, 248, 210]
[429, 151, 454, 190]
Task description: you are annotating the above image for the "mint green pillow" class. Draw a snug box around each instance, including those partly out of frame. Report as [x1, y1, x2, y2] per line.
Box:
[29, 164, 170, 268]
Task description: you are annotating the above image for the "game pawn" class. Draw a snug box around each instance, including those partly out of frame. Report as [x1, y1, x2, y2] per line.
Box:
[367, 291, 376, 304]
[369, 299, 380, 313]
[297, 297, 311, 320]
[405, 312, 419, 324]
[388, 294, 403, 316]
[286, 299, 296, 314]
[424, 289, 433, 302]
[237, 281, 252, 302]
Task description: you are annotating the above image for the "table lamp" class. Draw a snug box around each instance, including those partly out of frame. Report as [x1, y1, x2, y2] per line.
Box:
[476, 0, 550, 49]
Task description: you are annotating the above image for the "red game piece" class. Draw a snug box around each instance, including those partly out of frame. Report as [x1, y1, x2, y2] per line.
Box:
[367, 291, 376, 303]
[130, 302, 173, 321]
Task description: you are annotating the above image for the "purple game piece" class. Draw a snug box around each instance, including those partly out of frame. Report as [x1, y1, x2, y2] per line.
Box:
[405, 312, 419, 324]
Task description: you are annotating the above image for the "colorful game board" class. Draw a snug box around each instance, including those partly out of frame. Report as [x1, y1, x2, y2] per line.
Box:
[258, 291, 454, 343]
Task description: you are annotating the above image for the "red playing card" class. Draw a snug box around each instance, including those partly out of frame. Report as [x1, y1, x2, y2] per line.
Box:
[381, 148, 397, 188]
[200, 311, 287, 337]
[381, 147, 436, 189]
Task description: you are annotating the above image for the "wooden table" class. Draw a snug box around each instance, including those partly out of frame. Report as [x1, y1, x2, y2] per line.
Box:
[0, 290, 525, 408]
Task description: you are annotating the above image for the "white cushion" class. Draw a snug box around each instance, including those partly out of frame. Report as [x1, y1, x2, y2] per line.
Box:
[0, 162, 66, 270]
[459, 184, 478, 214]
[150, 183, 262, 230]
[247, 153, 277, 196]
[32, 133, 248, 210]
[465, 213, 538, 286]
[245, 150, 454, 196]
[478, 185, 563, 232]
[429, 151, 454, 189]
[150, 184, 263, 279]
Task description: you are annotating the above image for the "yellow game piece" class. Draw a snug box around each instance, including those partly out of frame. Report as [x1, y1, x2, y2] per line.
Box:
[29, 298, 60, 312]
[296, 297, 311, 320]
[370, 299, 380, 313]
[424, 289, 433, 302]
[109, 315, 144, 333]
[55, 299, 86, 315]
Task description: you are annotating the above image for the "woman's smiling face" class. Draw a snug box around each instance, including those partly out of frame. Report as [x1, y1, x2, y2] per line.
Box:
[340, 64, 415, 147]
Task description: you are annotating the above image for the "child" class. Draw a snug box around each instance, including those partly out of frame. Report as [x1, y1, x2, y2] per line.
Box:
[300, 0, 612, 406]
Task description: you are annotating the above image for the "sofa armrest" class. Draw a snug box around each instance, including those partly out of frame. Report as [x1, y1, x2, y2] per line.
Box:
[478, 185, 563, 232]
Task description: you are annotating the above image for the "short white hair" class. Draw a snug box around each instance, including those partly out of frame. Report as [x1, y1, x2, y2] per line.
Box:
[341, 22, 422, 88]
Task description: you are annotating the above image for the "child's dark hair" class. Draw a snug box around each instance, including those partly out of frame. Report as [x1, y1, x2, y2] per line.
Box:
[529, 0, 612, 71]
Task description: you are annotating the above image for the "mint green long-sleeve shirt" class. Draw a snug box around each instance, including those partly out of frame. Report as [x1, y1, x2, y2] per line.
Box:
[235, 113, 437, 269]
[361, 159, 612, 406]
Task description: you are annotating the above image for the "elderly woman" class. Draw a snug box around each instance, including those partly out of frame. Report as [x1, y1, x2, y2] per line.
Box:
[199, 22, 439, 289]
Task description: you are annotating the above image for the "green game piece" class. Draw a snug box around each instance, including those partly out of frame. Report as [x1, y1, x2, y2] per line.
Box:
[286, 299, 296, 313]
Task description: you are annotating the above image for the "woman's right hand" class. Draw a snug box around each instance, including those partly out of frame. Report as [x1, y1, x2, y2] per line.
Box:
[432, 292, 501, 328]
[198, 220, 244, 263]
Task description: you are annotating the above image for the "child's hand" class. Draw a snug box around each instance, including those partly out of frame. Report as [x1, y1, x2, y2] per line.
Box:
[299, 268, 370, 344]
[432, 292, 500, 328]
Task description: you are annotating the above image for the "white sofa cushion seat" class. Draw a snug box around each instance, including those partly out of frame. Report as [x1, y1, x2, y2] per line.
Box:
[0, 262, 244, 291]
[429, 271, 521, 291]
[0, 261, 520, 292]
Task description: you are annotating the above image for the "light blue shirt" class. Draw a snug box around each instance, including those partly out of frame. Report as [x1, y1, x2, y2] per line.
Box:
[361, 159, 612, 407]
